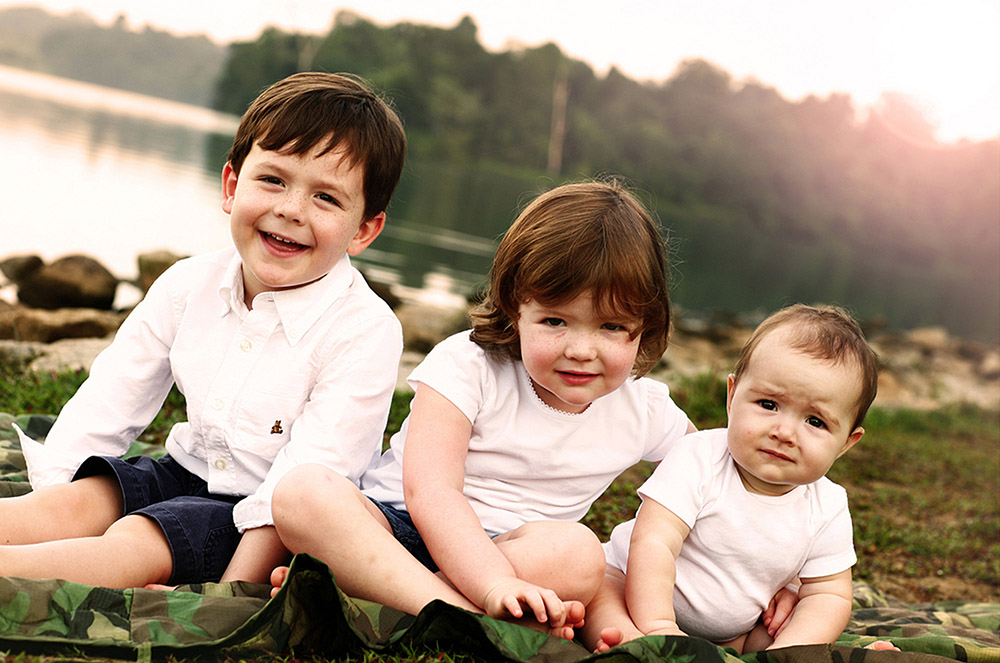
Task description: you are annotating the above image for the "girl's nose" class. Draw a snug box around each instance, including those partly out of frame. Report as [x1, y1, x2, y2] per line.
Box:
[564, 332, 598, 361]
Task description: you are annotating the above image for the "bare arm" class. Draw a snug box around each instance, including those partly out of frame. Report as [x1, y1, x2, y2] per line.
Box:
[768, 569, 853, 648]
[624, 498, 691, 637]
[402, 385, 568, 626]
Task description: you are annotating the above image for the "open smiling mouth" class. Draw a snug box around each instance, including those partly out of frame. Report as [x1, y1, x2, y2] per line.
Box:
[261, 231, 307, 251]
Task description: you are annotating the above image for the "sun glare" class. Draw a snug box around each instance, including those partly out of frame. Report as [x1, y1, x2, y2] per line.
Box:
[873, 1, 1000, 143]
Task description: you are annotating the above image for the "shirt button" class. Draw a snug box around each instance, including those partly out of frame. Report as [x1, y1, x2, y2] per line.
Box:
[214, 458, 227, 470]
[240, 339, 252, 352]
[213, 398, 224, 410]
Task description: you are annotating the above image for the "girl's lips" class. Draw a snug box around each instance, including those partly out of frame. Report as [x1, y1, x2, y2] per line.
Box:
[557, 370, 598, 385]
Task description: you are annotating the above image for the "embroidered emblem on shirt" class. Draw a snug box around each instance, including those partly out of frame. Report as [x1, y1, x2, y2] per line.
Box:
[271, 420, 283, 435]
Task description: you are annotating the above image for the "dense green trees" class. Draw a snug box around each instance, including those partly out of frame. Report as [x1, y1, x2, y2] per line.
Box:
[212, 11, 997, 339]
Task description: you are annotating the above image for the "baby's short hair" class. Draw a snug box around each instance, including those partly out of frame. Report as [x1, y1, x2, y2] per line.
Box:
[227, 71, 406, 221]
[470, 179, 671, 376]
[732, 304, 880, 429]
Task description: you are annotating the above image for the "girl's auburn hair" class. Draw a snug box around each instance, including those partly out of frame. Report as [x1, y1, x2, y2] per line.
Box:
[470, 179, 672, 377]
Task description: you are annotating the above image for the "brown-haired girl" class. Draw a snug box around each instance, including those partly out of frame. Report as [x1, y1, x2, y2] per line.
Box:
[270, 179, 696, 638]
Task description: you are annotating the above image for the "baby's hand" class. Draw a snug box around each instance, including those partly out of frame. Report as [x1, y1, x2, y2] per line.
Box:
[762, 587, 798, 637]
[482, 578, 573, 627]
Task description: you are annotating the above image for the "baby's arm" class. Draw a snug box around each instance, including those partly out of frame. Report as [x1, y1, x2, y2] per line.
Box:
[767, 569, 853, 649]
[402, 385, 570, 628]
[624, 497, 691, 637]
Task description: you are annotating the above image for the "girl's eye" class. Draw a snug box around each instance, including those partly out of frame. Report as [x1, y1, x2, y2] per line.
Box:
[542, 317, 565, 327]
[806, 416, 827, 429]
[602, 322, 627, 332]
[757, 399, 777, 411]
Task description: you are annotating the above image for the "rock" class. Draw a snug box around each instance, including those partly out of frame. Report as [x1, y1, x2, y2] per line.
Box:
[0, 254, 44, 282]
[27, 335, 113, 373]
[137, 250, 184, 291]
[395, 302, 469, 353]
[15, 255, 119, 310]
[0, 306, 126, 343]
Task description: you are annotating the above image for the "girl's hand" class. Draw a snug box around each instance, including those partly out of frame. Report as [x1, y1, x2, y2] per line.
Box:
[482, 578, 575, 627]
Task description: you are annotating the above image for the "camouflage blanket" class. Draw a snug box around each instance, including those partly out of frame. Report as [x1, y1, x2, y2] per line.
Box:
[0, 413, 998, 663]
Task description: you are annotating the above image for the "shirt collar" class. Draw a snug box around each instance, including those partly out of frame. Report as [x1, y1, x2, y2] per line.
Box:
[216, 250, 356, 346]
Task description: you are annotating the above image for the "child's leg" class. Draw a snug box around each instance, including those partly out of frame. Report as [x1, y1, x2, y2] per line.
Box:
[0, 475, 124, 544]
[0, 513, 174, 587]
[578, 565, 646, 652]
[271, 464, 483, 615]
[493, 520, 606, 604]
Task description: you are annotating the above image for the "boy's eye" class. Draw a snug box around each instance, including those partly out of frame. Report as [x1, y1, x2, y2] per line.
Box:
[542, 317, 565, 327]
[316, 192, 341, 206]
[806, 416, 827, 429]
[757, 399, 777, 411]
[261, 176, 283, 186]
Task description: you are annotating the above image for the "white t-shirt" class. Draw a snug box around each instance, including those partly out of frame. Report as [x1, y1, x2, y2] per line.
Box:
[605, 428, 856, 642]
[361, 331, 692, 536]
[18, 246, 402, 530]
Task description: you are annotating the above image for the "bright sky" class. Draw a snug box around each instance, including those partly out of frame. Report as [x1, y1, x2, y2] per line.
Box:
[7, 0, 999, 142]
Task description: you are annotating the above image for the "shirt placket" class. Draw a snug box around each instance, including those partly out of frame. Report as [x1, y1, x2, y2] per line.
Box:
[202, 296, 278, 494]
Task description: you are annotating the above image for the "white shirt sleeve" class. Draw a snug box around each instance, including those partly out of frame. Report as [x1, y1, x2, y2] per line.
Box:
[21, 265, 180, 487]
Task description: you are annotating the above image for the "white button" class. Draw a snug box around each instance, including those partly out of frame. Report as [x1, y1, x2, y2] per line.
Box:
[213, 398, 224, 410]
[240, 339, 252, 352]
[214, 458, 227, 470]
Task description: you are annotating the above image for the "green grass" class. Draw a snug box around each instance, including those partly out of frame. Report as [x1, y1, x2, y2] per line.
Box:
[0, 364, 997, 662]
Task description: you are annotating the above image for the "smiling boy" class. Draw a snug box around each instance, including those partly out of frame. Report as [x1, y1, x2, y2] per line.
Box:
[5, 72, 406, 588]
[587, 304, 880, 653]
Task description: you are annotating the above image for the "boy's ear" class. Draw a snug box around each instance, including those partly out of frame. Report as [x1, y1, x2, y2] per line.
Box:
[221, 162, 237, 214]
[838, 427, 865, 458]
[347, 212, 386, 256]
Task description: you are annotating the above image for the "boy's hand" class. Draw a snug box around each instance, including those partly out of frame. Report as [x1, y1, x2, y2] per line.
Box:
[482, 578, 576, 627]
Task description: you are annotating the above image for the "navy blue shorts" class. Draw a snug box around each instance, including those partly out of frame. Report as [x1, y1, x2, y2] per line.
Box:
[368, 498, 438, 572]
[73, 454, 242, 585]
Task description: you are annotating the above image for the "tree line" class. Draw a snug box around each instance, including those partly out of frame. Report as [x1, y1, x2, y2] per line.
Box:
[2, 7, 997, 340]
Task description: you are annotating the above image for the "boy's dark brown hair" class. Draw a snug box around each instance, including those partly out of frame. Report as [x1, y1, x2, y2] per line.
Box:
[227, 71, 406, 221]
[731, 304, 880, 429]
[470, 180, 671, 377]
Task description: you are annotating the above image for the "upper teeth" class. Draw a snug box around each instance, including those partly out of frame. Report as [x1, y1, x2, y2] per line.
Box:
[269, 233, 298, 245]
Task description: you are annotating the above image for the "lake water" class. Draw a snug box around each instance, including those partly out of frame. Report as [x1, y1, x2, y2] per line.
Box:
[1, 66, 996, 340]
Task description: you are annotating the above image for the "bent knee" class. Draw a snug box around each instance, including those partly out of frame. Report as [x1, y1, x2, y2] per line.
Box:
[271, 464, 361, 530]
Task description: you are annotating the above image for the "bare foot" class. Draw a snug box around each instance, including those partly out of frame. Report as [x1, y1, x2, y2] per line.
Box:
[593, 624, 645, 652]
[864, 640, 900, 651]
[269, 565, 290, 598]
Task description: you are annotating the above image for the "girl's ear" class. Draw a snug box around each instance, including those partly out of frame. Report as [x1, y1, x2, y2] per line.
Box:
[221, 162, 237, 214]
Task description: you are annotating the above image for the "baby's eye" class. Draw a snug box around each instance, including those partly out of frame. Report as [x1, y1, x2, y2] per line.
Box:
[806, 416, 827, 429]
[542, 317, 565, 327]
[757, 399, 777, 411]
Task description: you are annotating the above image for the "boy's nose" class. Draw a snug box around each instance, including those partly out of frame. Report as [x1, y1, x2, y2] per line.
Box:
[275, 192, 307, 223]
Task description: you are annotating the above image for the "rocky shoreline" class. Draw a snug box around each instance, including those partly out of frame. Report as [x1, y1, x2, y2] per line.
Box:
[1, 251, 998, 412]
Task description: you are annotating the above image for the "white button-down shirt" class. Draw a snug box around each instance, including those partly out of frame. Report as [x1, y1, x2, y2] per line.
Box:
[20, 246, 402, 530]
